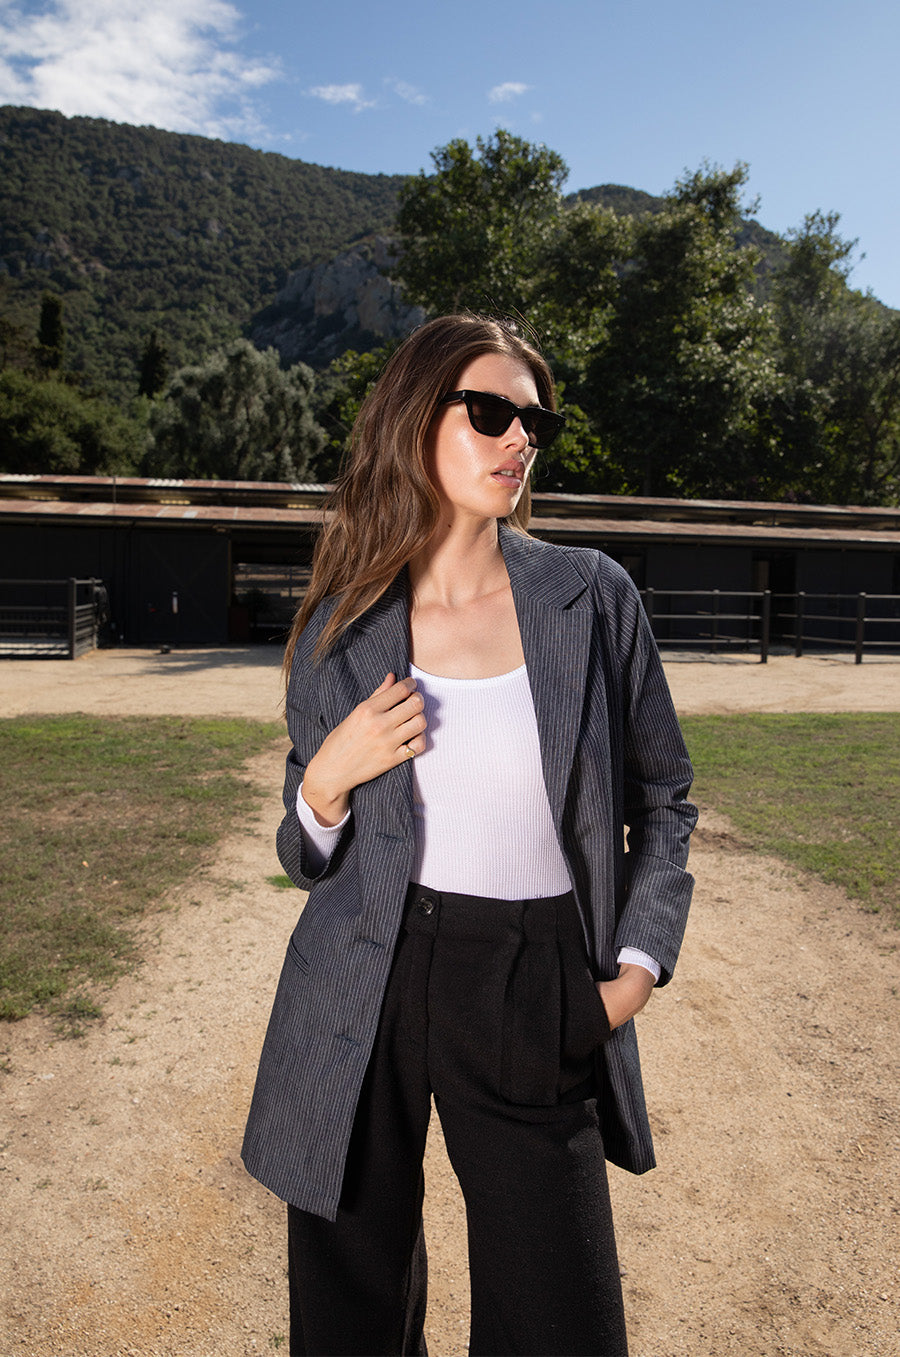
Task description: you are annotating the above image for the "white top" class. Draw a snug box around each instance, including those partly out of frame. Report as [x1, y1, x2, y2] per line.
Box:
[407, 662, 572, 899]
[296, 663, 660, 980]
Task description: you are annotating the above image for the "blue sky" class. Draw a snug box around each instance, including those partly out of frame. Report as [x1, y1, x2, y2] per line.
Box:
[2, 0, 898, 307]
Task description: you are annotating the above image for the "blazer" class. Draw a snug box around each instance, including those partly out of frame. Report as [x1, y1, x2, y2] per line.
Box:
[242, 527, 697, 1222]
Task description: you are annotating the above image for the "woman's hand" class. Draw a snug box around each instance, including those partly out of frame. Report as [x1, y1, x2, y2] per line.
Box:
[597, 963, 656, 1030]
[301, 674, 427, 826]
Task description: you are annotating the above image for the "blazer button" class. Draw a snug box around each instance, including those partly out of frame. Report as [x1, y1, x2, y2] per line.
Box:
[417, 895, 436, 916]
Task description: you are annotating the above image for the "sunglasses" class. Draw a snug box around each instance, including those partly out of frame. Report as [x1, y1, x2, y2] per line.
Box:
[439, 390, 566, 451]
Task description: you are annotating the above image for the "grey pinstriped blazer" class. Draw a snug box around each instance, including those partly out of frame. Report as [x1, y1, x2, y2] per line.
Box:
[242, 527, 697, 1222]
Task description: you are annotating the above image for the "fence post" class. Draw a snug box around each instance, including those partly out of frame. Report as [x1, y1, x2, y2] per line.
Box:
[855, 593, 866, 664]
[67, 578, 77, 660]
[795, 592, 805, 658]
[712, 589, 720, 651]
[760, 591, 771, 664]
[644, 588, 654, 626]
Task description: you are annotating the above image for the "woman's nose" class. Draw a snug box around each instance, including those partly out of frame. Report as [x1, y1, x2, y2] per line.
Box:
[504, 417, 531, 452]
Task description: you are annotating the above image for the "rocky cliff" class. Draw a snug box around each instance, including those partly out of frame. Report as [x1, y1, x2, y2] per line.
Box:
[250, 236, 424, 366]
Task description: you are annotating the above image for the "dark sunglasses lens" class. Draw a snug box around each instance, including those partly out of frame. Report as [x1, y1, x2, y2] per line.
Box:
[468, 393, 514, 437]
[527, 411, 564, 449]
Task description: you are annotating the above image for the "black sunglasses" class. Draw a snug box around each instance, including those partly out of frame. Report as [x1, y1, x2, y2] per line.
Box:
[439, 390, 566, 450]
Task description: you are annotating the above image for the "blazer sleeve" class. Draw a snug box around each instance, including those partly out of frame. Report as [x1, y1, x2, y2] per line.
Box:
[275, 613, 352, 891]
[599, 558, 698, 984]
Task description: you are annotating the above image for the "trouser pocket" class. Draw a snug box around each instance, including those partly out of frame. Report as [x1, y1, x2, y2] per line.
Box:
[499, 894, 611, 1106]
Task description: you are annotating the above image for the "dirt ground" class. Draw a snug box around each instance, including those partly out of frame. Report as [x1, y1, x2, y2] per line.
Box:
[1, 648, 899, 1357]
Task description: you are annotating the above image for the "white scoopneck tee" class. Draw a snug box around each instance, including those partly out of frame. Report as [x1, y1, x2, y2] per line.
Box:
[407, 662, 572, 899]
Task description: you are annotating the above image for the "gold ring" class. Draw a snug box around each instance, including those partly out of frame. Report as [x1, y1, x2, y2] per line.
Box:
[405, 743, 416, 759]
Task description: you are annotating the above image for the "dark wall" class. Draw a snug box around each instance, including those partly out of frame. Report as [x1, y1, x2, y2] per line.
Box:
[796, 548, 896, 596]
[0, 521, 229, 645]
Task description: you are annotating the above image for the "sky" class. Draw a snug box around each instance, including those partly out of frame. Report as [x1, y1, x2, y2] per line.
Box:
[1, 0, 898, 307]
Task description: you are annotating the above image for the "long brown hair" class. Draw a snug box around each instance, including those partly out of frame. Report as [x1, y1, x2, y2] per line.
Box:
[284, 313, 556, 677]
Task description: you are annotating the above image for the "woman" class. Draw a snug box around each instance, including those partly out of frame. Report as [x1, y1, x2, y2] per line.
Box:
[243, 314, 697, 1356]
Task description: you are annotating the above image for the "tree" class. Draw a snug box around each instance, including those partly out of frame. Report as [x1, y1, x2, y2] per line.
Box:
[137, 330, 169, 398]
[395, 130, 568, 316]
[145, 340, 325, 481]
[36, 292, 65, 371]
[0, 369, 144, 474]
[770, 212, 900, 502]
[584, 165, 779, 497]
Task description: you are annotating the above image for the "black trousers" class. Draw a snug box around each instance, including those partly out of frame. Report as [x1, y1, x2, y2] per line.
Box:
[287, 884, 629, 1357]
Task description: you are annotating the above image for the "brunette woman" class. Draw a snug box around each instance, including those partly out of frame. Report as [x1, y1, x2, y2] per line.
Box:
[243, 314, 697, 1356]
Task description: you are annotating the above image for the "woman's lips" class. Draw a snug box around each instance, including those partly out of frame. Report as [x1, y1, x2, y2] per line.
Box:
[491, 462, 524, 488]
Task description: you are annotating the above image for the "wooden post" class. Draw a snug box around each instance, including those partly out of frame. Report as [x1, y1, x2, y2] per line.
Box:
[855, 593, 866, 664]
[795, 592, 805, 658]
[67, 578, 77, 660]
[644, 588, 654, 626]
[760, 590, 771, 664]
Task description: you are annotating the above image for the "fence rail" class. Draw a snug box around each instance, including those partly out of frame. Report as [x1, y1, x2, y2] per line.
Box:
[0, 578, 103, 659]
[640, 588, 900, 663]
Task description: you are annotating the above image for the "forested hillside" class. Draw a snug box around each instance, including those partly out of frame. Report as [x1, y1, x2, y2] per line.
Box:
[2, 112, 898, 503]
[0, 106, 404, 397]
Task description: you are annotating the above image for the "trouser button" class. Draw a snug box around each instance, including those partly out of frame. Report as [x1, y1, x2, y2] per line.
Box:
[417, 895, 436, 916]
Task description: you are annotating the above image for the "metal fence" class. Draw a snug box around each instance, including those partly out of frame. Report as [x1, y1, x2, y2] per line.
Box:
[0, 578, 103, 659]
[641, 588, 900, 663]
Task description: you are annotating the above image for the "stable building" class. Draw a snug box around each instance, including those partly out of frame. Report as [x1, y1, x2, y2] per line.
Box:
[1, 475, 898, 657]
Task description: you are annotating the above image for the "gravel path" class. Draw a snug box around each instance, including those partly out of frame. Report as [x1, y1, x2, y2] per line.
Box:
[1, 649, 898, 1356]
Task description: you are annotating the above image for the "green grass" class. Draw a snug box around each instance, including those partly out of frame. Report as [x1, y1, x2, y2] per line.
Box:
[0, 714, 282, 1028]
[681, 713, 900, 925]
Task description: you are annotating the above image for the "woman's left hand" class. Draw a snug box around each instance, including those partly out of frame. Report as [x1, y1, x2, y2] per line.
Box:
[597, 963, 656, 1030]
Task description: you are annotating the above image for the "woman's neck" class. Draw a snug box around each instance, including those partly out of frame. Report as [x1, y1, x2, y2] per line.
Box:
[408, 518, 506, 609]
[408, 520, 525, 678]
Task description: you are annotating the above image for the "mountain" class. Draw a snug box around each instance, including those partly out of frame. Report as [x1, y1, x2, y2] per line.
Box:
[0, 106, 793, 400]
[0, 106, 405, 398]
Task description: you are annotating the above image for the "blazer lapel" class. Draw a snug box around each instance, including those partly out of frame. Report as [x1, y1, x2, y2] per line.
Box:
[344, 570, 415, 837]
[501, 528, 593, 835]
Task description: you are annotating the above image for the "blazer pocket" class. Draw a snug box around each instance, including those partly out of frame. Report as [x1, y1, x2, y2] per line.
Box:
[286, 935, 311, 974]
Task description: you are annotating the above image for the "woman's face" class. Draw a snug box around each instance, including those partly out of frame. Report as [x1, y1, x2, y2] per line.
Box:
[424, 352, 540, 527]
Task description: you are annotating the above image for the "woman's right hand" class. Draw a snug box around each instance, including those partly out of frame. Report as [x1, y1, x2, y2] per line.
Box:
[301, 673, 427, 826]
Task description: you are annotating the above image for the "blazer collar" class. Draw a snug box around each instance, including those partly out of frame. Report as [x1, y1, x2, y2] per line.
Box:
[499, 526, 595, 834]
[497, 523, 589, 611]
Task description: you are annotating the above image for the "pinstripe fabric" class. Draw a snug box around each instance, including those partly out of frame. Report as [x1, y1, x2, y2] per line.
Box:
[241, 527, 697, 1221]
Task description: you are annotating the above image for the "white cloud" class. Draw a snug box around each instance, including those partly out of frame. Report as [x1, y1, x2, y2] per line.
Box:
[0, 0, 280, 140]
[385, 77, 427, 106]
[306, 83, 375, 113]
[488, 81, 530, 104]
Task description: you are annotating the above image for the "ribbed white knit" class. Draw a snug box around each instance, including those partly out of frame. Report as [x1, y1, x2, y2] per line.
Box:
[408, 663, 572, 900]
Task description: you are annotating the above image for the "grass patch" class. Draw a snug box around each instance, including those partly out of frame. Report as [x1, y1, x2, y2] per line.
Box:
[0, 714, 282, 1025]
[265, 873, 294, 890]
[681, 713, 900, 924]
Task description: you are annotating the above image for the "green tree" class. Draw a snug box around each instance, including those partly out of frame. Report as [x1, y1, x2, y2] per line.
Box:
[145, 340, 325, 480]
[395, 130, 568, 316]
[36, 292, 65, 371]
[770, 212, 900, 502]
[0, 369, 144, 474]
[137, 330, 169, 398]
[584, 164, 778, 497]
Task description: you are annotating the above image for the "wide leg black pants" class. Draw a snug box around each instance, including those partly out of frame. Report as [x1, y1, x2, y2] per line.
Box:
[287, 884, 629, 1357]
